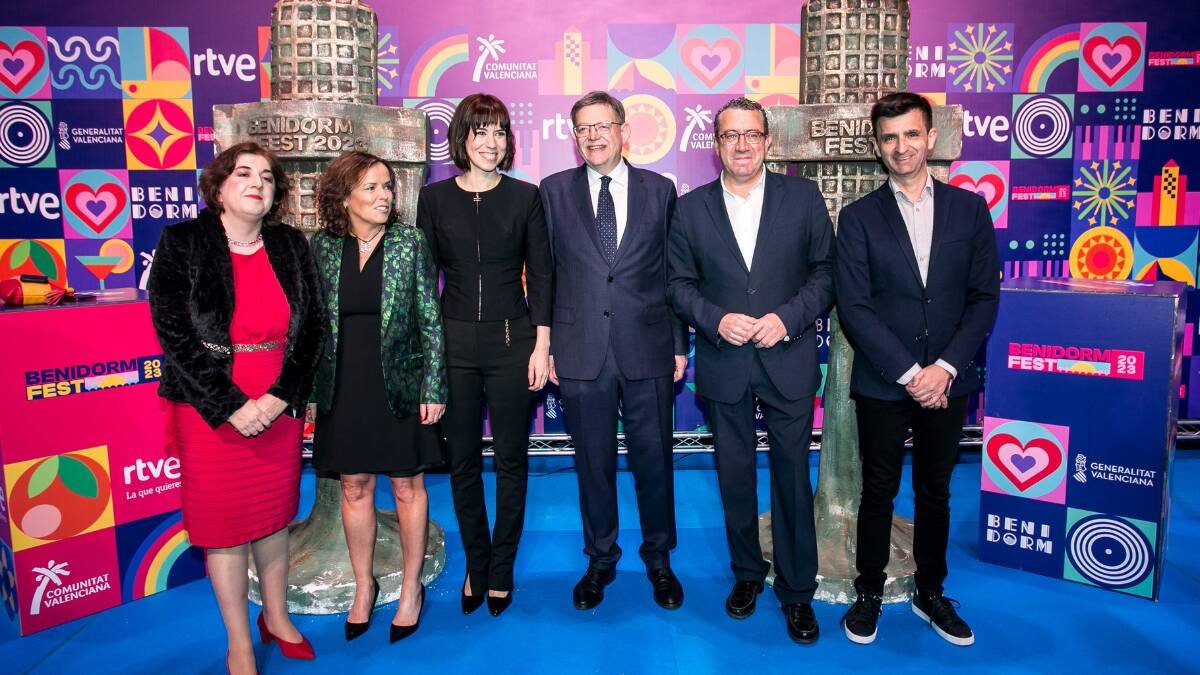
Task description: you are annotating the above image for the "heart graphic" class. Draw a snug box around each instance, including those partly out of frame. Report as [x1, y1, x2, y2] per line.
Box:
[1083, 34, 1142, 87]
[986, 432, 1063, 491]
[682, 37, 740, 89]
[65, 183, 127, 235]
[0, 40, 45, 93]
[950, 173, 1005, 212]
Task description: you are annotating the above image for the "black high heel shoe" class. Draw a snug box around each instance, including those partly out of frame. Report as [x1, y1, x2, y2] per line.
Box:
[389, 584, 425, 643]
[344, 576, 380, 641]
[487, 591, 512, 617]
[461, 576, 485, 615]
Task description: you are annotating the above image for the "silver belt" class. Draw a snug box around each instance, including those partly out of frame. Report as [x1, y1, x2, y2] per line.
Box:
[202, 340, 283, 354]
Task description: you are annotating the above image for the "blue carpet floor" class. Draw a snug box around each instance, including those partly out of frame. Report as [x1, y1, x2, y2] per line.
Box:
[4, 454, 1197, 674]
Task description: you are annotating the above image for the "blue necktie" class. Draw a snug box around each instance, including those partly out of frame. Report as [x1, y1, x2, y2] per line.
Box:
[596, 175, 618, 264]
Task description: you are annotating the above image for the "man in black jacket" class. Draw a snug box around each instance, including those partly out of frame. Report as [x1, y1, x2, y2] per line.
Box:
[835, 92, 1000, 647]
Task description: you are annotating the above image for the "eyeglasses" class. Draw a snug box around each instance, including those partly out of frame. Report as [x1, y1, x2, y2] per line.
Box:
[716, 130, 767, 146]
[573, 121, 622, 138]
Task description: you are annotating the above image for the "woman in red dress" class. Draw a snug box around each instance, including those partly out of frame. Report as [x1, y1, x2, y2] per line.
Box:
[148, 142, 326, 675]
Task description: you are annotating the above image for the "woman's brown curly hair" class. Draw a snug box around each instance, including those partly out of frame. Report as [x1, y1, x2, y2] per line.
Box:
[199, 142, 290, 221]
[316, 151, 397, 237]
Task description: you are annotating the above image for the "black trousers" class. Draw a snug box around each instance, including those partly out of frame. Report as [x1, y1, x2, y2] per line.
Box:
[443, 317, 535, 593]
[559, 346, 677, 571]
[705, 352, 818, 605]
[853, 394, 968, 596]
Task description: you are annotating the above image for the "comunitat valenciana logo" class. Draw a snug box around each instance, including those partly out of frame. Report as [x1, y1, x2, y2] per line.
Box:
[471, 34, 535, 82]
[23, 355, 162, 401]
[29, 560, 112, 616]
[677, 104, 715, 153]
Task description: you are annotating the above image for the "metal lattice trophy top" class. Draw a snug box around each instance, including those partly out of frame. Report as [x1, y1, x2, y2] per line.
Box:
[270, 0, 378, 104]
[803, 0, 909, 104]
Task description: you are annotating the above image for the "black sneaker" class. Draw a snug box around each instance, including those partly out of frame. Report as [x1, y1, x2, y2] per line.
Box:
[841, 591, 882, 644]
[911, 590, 974, 646]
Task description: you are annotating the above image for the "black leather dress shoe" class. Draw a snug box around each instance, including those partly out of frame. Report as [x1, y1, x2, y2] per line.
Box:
[783, 602, 820, 644]
[344, 576, 379, 641]
[461, 577, 484, 615]
[487, 592, 513, 617]
[648, 567, 683, 610]
[725, 580, 764, 619]
[572, 567, 616, 610]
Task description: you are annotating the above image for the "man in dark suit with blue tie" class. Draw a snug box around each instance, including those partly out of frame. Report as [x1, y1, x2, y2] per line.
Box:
[667, 97, 834, 644]
[540, 91, 688, 611]
[835, 92, 999, 647]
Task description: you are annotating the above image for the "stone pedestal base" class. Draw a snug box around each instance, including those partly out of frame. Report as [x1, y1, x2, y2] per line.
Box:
[759, 511, 915, 604]
[248, 476, 446, 614]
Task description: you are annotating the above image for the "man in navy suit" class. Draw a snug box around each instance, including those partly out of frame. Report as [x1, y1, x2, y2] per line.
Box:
[540, 91, 688, 611]
[668, 97, 834, 644]
[835, 92, 999, 647]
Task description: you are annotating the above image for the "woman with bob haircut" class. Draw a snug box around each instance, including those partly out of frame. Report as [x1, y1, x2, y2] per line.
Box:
[417, 93, 552, 618]
[310, 150, 447, 643]
[148, 141, 326, 674]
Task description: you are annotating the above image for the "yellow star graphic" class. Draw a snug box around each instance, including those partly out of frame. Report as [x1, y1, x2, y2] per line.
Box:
[1126, 178, 1136, 187]
[1114, 160, 1122, 169]
[988, 24, 997, 33]
[1074, 200, 1082, 209]
[1089, 217, 1097, 225]
[1110, 216, 1118, 225]
[1090, 161, 1100, 170]
[1074, 177, 1084, 186]
[1004, 41, 1012, 51]
[1003, 65, 1012, 74]
[965, 83, 973, 92]
[987, 82, 995, 91]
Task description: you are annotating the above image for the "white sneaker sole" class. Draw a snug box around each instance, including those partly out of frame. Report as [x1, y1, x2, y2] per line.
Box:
[911, 602, 975, 646]
[842, 620, 877, 645]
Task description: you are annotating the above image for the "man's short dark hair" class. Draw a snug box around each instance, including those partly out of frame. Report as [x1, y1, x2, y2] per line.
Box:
[870, 92, 933, 136]
[570, 91, 625, 126]
[714, 97, 769, 137]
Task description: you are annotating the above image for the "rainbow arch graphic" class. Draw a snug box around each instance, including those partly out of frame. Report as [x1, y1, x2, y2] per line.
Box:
[122, 512, 198, 602]
[1016, 24, 1080, 92]
[403, 30, 469, 97]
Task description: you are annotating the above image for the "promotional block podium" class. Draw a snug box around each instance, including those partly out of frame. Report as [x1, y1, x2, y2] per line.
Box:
[979, 278, 1185, 600]
[0, 297, 205, 635]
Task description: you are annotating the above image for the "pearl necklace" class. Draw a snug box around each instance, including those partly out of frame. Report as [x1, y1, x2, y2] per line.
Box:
[226, 233, 263, 248]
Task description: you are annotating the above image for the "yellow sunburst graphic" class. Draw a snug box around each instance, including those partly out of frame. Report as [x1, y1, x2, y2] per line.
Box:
[1067, 362, 1098, 374]
[621, 94, 676, 165]
[1069, 226, 1133, 280]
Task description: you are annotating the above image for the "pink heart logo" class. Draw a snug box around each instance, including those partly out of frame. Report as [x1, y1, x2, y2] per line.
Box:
[986, 433, 1063, 491]
[682, 37, 740, 89]
[950, 173, 1005, 211]
[0, 40, 46, 93]
[65, 183, 127, 234]
[1083, 35, 1142, 87]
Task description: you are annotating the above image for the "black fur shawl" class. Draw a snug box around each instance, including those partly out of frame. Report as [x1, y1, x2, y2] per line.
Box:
[147, 209, 327, 428]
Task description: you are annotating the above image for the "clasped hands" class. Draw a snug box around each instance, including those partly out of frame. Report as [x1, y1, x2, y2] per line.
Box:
[906, 364, 952, 410]
[228, 394, 289, 437]
[718, 312, 787, 349]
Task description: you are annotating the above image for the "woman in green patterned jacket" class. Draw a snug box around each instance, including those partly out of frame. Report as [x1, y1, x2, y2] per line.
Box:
[310, 151, 447, 644]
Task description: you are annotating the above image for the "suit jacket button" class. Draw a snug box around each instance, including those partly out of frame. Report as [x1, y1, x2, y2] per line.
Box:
[924, 297, 932, 304]
[747, 288, 756, 294]
[603, 310, 610, 317]
[607, 276, 614, 283]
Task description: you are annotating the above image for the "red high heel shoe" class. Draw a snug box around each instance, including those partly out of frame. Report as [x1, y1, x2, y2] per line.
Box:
[257, 612, 316, 660]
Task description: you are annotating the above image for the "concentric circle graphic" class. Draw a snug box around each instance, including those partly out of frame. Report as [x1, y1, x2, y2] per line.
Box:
[416, 100, 456, 163]
[1067, 515, 1152, 589]
[0, 102, 51, 166]
[1013, 95, 1071, 158]
[1069, 226, 1133, 279]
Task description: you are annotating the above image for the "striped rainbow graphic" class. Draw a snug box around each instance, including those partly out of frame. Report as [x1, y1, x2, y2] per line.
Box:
[122, 513, 196, 602]
[404, 31, 469, 97]
[1016, 24, 1080, 92]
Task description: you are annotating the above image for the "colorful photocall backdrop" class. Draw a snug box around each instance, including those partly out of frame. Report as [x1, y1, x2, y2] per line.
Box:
[0, 300, 205, 635]
[979, 279, 1184, 600]
[4, 0, 1200, 431]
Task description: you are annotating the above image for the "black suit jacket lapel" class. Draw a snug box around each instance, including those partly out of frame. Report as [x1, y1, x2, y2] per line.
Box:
[747, 171, 782, 277]
[704, 180, 749, 277]
[571, 166, 607, 262]
[928, 179, 952, 278]
[199, 212, 236, 314]
[875, 183, 924, 287]
[613, 163, 642, 268]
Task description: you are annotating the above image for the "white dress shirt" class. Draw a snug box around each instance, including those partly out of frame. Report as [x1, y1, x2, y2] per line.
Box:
[891, 173, 958, 386]
[720, 168, 767, 270]
[587, 160, 630, 245]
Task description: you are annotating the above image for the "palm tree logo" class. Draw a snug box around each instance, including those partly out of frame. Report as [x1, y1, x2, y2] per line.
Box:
[30, 560, 69, 616]
[472, 34, 506, 83]
[678, 105, 714, 152]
